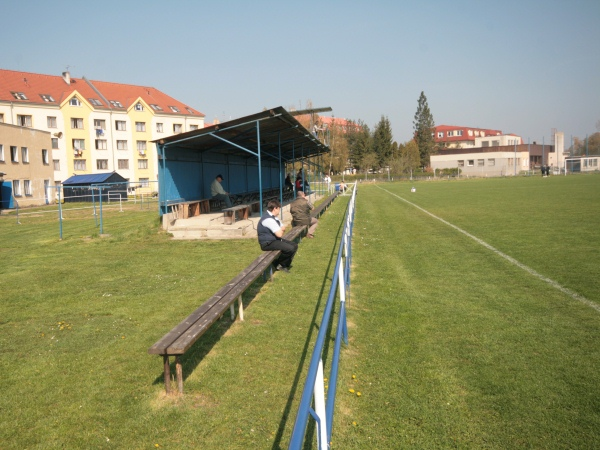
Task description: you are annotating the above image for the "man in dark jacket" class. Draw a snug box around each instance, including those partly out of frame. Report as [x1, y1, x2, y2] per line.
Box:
[257, 200, 298, 272]
[289, 191, 318, 238]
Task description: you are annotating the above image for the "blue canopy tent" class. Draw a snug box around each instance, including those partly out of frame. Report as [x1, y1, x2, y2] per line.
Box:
[153, 106, 330, 217]
[62, 172, 128, 203]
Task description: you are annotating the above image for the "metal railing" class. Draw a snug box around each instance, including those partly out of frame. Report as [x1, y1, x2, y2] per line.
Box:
[289, 182, 357, 450]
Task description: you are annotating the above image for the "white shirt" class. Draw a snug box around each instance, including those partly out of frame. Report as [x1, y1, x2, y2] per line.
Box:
[262, 211, 282, 234]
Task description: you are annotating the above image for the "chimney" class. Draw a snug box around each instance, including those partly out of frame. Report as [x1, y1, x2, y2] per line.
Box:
[62, 71, 71, 85]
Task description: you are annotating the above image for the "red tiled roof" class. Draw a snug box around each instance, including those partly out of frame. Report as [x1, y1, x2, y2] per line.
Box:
[0, 69, 204, 117]
[434, 124, 503, 143]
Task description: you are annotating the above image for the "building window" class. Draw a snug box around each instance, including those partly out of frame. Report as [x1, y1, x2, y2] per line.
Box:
[135, 122, 146, 132]
[13, 180, 21, 196]
[115, 120, 127, 131]
[40, 94, 55, 102]
[70, 97, 81, 106]
[467, 160, 474, 167]
[137, 141, 147, 152]
[488, 159, 495, 166]
[492, 140, 500, 146]
[110, 100, 124, 108]
[94, 119, 106, 130]
[74, 160, 86, 171]
[468, 130, 473, 136]
[190, 125, 199, 131]
[135, 102, 144, 111]
[478, 159, 484, 167]
[11, 146, 18, 162]
[52, 138, 59, 149]
[95, 139, 107, 150]
[53, 160, 60, 171]
[12, 92, 28, 100]
[117, 140, 128, 150]
[138, 159, 148, 169]
[150, 104, 163, 111]
[97, 159, 108, 170]
[457, 160, 464, 167]
[24, 180, 32, 196]
[0, 144, 4, 162]
[21, 147, 29, 163]
[42, 149, 49, 165]
[139, 178, 150, 188]
[457, 130, 463, 136]
[71, 118, 84, 129]
[156, 123, 163, 133]
[47, 116, 57, 128]
[17, 115, 32, 127]
[89, 98, 103, 106]
[169, 106, 180, 113]
[0, 113, 4, 123]
[447, 131, 454, 137]
[118, 159, 129, 170]
[437, 132, 443, 138]
[481, 141, 490, 147]
[173, 124, 182, 133]
[72, 139, 85, 150]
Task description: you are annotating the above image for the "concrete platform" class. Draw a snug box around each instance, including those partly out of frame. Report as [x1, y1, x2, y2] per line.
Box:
[163, 198, 307, 240]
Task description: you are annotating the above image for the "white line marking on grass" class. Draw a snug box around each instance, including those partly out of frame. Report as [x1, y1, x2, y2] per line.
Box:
[377, 186, 600, 313]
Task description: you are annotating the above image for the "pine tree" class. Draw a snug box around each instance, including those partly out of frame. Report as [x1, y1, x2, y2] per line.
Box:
[346, 120, 372, 170]
[413, 91, 436, 168]
[372, 115, 394, 168]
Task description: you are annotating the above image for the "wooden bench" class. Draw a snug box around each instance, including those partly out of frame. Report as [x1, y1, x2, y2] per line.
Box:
[172, 199, 211, 219]
[149, 225, 306, 394]
[311, 192, 339, 218]
[222, 204, 251, 225]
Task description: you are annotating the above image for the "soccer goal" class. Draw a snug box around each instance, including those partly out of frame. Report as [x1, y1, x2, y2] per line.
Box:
[564, 156, 600, 174]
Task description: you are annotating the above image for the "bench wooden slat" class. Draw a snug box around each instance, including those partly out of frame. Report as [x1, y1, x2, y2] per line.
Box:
[148, 251, 275, 355]
[149, 194, 334, 394]
[161, 227, 306, 354]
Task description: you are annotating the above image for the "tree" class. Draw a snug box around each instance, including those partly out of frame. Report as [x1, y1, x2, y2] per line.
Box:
[346, 119, 372, 170]
[399, 140, 420, 173]
[372, 115, 394, 168]
[413, 91, 436, 168]
[327, 119, 350, 174]
[360, 152, 379, 178]
[569, 133, 600, 156]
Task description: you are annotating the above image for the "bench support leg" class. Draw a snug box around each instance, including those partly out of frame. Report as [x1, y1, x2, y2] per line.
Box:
[176, 356, 184, 394]
[163, 355, 171, 394]
[230, 303, 235, 320]
[238, 295, 244, 321]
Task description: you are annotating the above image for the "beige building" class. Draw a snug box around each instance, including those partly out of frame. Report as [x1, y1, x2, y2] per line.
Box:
[0, 122, 54, 207]
[0, 69, 205, 186]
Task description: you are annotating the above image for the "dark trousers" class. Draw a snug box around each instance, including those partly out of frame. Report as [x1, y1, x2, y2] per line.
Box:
[260, 238, 298, 268]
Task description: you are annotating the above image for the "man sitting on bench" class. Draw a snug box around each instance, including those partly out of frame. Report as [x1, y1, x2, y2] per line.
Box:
[257, 200, 298, 273]
[211, 174, 232, 208]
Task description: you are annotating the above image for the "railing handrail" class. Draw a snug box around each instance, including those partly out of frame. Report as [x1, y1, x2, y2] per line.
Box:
[289, 183, 357, 450]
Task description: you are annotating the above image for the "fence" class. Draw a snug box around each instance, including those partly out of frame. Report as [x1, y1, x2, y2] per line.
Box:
[2, 181, 158, 239]
[288, 182, 357, 450]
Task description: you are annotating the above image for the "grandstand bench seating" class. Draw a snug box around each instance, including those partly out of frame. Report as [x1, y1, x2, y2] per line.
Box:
[222, 204, 251, 225]
[148, 191, 339, 394]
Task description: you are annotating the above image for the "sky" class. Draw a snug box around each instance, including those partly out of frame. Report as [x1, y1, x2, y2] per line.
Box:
[4, 0, 599, 145]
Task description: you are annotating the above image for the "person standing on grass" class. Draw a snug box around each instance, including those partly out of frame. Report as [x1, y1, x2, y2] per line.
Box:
[257, 199, 298, 273]
[289, 190, 318, 238]
[210, 174, 232, 208]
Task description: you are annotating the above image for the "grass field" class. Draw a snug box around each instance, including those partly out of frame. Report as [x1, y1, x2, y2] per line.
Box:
[1, 174, 599, 449]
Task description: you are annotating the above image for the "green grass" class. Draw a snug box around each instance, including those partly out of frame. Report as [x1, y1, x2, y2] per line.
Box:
[334, 175, 600, 449]
[1, 175, 600, 449]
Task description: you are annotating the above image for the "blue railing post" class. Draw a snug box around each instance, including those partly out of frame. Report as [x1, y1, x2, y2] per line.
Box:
[288, 183, 357, 450]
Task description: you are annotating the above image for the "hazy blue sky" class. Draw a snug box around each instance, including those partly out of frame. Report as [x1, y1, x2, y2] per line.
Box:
[4, 0, 599, 144]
